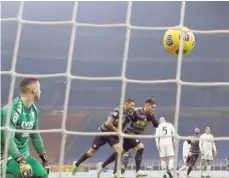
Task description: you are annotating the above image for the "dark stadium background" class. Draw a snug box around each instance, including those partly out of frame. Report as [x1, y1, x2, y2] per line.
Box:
[1, 1, 229, 165]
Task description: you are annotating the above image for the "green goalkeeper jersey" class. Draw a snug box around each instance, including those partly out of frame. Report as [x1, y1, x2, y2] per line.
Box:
[1, 97, 45, 160]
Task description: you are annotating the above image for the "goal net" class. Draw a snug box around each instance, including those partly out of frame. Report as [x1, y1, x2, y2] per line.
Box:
[1, 1, 229, 178]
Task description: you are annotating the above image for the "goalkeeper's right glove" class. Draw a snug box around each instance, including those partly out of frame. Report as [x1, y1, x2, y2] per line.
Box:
[40, 154, 50, 174]
[15, 156, 33, 178]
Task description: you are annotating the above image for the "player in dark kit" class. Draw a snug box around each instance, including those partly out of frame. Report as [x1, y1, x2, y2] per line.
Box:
[177, 127, 201, 177]
[71, 99, 135, 175]
[97, 98, 158, 178]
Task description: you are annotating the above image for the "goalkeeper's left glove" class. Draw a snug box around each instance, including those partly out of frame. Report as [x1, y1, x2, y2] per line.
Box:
[40, 154, 50, 174]
[15, 156, 33, 178]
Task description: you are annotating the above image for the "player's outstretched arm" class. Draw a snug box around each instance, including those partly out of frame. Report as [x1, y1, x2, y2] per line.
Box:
[151, 115, 159, 128]
[30, 117, 50, 173]
[187, 136, 192, 144]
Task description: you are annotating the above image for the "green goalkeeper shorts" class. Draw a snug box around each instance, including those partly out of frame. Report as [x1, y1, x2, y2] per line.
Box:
[1, 156, 48, 178]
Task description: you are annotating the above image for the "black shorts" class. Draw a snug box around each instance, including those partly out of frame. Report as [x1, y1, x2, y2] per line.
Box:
[123, 138, 141, 151]
[186, 153, 199, 165]
[91, 135, 119, 150]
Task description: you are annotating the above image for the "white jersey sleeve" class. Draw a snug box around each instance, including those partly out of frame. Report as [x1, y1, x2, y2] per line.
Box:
[155, 122, 175, 145]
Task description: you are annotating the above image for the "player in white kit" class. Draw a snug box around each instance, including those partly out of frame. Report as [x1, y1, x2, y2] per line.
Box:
[176, 140, 191, 177]
[183, 141, 191, 163]
[199, 126, 217, 178]
[155, 117, 175, 178]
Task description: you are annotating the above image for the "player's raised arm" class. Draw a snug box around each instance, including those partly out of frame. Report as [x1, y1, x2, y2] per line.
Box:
[151, 114, 159, 128]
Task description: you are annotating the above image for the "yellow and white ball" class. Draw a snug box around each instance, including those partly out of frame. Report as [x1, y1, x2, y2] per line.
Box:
[163, 26, 195, 57]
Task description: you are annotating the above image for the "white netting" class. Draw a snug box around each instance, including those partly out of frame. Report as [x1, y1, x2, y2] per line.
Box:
[1, 1, 229, 178]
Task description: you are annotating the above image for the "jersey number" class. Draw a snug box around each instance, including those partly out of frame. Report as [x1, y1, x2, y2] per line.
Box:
[163, 126, 167, 135]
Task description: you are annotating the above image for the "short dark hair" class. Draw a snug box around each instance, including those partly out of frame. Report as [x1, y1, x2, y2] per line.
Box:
[20, 78, 39, 93]
[145, 98, 156, 105]
[125, 98, 135, 103]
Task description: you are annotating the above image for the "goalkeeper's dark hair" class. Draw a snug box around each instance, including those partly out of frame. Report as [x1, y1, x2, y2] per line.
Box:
[20, 78, 39, 93]
[145, 98, 156, 105]
[125, 98, 135, 103]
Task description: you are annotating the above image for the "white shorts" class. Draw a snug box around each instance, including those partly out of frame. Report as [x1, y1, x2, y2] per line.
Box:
[159, 143, 175, 158]
[201, 150, 214, 160]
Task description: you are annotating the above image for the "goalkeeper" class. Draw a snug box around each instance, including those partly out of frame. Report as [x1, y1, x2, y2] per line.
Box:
[0, 78, 49, 178]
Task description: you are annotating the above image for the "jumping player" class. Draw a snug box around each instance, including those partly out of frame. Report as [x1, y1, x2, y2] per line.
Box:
[97, 98, 158, 177]
[71, 98, 135, 175]
[199, 126, 217, 177]
[155, 117, 175, 178]
[0, 78, 49, 178]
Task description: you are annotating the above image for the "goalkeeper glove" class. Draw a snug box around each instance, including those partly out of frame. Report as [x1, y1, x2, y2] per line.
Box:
[15, 156, 33, 178]
[40, 154, 50, 174]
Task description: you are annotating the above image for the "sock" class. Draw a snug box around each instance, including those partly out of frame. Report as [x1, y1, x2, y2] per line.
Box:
[121, 165, 127, 175]
[185, 166, 189, 173]
[206, 165, 211, 176]
[168, 158, 174, 171]
[201, 164, 205, 176]
[178, 165, 186, 172]
[135, 149, 144, 172]
[113, 159, 118, 174]
[161, 160, 167, 175]
[185, 165, 189, 172]
[187, 166, 193, 175]
[75, 153, 91, 167]
[121, 168, 125, 175]
[102, 152, 117, 168]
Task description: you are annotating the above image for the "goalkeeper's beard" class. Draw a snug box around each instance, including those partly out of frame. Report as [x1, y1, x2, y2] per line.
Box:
[34, 95, 40, 102]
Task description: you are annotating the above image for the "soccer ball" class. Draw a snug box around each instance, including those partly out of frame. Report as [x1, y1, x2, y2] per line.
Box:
[163, 26, 195, 57]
